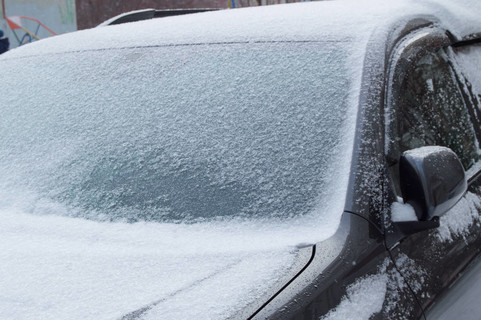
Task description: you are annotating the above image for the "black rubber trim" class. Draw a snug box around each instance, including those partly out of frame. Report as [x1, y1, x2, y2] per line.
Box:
[468, 169, 481, 186]
[344, 210, 384, 236]
[247, 245, 316, 319]
[452, 38, 481, 48]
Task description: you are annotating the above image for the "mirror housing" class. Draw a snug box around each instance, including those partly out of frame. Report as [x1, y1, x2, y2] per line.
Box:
[399, 146, 467, 221]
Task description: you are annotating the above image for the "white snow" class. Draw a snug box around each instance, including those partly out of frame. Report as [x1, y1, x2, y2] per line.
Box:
[0, 41, 356, 224]
[1, 0, 480, 60]
[454, 45, 481, 99]
[382, 254, 426, 319]
[321, 253, 427, 320]
[0, 0, 480, 319]
[403, 146, 450, 160]
[0, 208, 335, 320]
[391, 202, 418, 222]
[0, 8, 363, 318]
[320, 274, 388, 320]
[437, 191, 481, 242]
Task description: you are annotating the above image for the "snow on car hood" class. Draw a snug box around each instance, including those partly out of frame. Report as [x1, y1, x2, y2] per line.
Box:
[3, 0, 480, 318]
[0, 209, 327, 319]
[0, 30, 357, 320]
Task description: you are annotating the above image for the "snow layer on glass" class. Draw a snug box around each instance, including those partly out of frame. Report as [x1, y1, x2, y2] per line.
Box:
[0, 42, 359, 319]
[0, 42, 352, 223]
[454, 45, 481, 99]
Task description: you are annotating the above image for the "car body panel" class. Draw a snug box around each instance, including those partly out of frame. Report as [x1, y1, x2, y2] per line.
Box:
[1, 1, 481, 319]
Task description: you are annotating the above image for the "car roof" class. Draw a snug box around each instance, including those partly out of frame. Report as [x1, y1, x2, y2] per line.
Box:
[2, 0, 481, 59]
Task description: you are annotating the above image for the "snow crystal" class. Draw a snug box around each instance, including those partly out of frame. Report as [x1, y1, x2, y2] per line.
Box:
[0, 41, 356, 226]
[0, 209, 320, 320]
[320, 274, 388, 320]
[388, 254, 425, 295]
[319, 253, 426, 320]
[0, 1, 480, 319]
[391, 202, 418, 222]
[436, 191, 481, 242]
[0, 4, 367, 318]
[426, 0, 481, 39]
[1, 0, 480, 59]
[403, 146, 451, 160]
[454, 45, 481, 100]
[375, 254, 426, 319]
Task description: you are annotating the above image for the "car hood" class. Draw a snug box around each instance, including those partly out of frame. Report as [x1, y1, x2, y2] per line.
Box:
[0, 210, 324, 320]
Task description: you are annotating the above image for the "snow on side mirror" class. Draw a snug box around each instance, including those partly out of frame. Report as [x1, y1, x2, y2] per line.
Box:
[399, 146, 467, 222]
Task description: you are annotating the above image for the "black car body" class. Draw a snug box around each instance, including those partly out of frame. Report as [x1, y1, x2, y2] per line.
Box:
[1, 1, 481, 319]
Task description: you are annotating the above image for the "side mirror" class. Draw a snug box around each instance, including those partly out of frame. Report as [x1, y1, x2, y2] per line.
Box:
[399, 146, 467, 221]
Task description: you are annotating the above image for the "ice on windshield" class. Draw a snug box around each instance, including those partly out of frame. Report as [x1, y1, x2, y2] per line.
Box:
[0, 42, 354, 223]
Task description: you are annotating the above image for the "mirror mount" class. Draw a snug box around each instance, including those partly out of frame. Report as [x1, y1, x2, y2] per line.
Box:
[393, 217, 439, 236]
[399, 146, 467, 221]
[387, 146, 467, 247]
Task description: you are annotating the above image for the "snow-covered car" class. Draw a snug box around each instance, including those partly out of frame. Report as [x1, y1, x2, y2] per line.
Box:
[1, 0, 481, 319]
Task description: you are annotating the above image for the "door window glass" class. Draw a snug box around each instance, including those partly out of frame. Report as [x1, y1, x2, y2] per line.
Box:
[390, 49, 479, 174]
[454, 43, 481, 105]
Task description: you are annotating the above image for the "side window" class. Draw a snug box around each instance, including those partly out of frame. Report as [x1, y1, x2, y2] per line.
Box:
[453, 43, 481, 108]
[388, 48, 479, 193]
[453, 43, 481, 143]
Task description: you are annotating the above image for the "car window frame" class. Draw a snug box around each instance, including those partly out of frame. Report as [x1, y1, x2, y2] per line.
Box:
[384, 27, 481, 318]
[385, 29, 481, 196]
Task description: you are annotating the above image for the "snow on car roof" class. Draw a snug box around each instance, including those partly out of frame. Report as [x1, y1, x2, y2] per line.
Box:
[1, 1, 480, 319]
[2, 0, 480, 59]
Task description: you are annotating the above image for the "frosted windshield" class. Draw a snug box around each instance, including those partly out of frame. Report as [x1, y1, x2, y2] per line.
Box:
[0, 42, 353, 222]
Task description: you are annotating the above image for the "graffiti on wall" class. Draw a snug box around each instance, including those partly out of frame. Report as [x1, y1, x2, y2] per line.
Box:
[1, 0, 77, 48]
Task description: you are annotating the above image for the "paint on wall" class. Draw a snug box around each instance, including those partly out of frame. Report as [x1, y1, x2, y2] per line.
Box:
[1, 0, 77, 48]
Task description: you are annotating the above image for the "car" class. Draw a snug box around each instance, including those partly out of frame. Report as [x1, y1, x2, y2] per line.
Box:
[0, 0, 480, 319]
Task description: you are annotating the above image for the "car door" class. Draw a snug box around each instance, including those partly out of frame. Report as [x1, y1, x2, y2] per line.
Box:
[423, 41, 481, 320]
[384, 30, 481, 319]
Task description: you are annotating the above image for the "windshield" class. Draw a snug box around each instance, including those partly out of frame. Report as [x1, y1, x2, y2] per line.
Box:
[0, 42, 354, 223]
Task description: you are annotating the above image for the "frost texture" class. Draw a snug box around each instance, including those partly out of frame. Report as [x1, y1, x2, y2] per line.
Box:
[404, 146, 450, 160]
[454, 45, 481, 107]
[320, 274, 388, 320]
[1, 0, 479, 59]
[0, 41, 360, 317]
[0, 43, 354, 223]
[0, 209, 307, 320]
[0, 0, 478, 318]
[0, 4, 367, 318]
[321, 254, 425, 320]
[457, 46, 481, 92]
[437, 191, 481, 242]
[381, 254, 426, 319]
